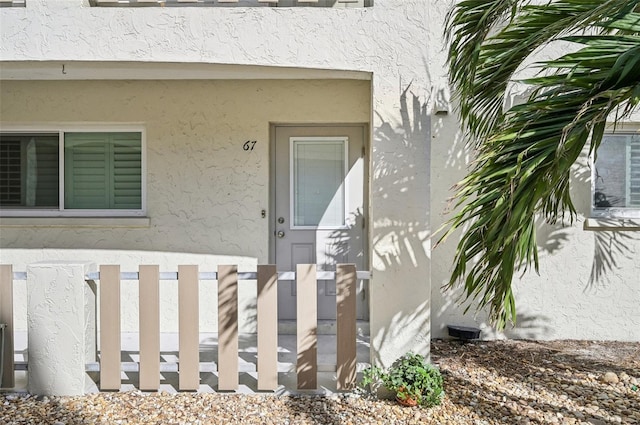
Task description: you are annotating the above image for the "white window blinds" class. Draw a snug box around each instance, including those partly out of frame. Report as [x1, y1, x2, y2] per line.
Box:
[64, 132, 142, 210]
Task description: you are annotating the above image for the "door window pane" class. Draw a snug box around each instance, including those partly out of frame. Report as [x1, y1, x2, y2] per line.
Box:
[292, 139, 346, 227]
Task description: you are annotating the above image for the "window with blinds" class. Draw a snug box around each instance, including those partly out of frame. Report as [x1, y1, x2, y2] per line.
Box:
[0, 139, 23, 206]
[0, 134, 59, 208]
[64, 133, 142, 210]
[0, 130, 143, 214]
[628, 139, 640, 208]
[593, 132, 640, 217]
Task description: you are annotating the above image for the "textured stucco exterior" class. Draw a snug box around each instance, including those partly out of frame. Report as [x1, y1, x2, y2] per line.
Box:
[1, 0, 436, 366]
[0, 79, 371, 334]
[26, 262, 96, 395]
[1, 0, 638, 374]
[430, 105, 640, 342]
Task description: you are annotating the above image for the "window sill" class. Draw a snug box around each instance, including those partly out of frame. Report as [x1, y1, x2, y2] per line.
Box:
[583, 218, 640, 231]
[0, 217, 151, 228]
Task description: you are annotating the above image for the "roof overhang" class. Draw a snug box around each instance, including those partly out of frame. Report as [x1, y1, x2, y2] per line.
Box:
[0, 61, 372, 81]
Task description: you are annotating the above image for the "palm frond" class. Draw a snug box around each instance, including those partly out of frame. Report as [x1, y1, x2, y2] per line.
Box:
[441, 4, 640, 328]
[447, 0, 639, 142]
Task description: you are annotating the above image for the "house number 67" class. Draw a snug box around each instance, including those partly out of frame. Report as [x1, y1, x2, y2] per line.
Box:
[243, 140, 257, 151]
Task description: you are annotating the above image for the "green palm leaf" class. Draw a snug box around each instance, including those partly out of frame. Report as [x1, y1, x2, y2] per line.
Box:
[441, 1, 640, 328]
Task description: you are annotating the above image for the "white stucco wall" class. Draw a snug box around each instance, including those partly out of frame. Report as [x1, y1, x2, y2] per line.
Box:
[0, 79, 370, 333]
[3, 0, 635, 361]
[430, 104, 640, 342]
[1, 0, 439, 365]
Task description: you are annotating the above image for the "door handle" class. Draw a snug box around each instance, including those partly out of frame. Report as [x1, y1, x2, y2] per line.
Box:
[277, 230, 285, 238]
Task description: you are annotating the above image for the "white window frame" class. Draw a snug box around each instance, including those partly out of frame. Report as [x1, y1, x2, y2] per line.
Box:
[591, 123, 640, 220]
[289, 136, 349, 230]
[0, 124, 147, 217]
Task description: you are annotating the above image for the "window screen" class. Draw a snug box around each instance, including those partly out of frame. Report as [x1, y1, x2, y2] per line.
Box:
[593, 133, 640, 215]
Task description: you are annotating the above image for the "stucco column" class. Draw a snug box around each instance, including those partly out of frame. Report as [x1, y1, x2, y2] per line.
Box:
[369, 75, 432, 368]
[27, 261, 96, 396]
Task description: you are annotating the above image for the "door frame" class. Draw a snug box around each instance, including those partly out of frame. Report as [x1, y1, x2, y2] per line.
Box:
[268, 123, 370, 269]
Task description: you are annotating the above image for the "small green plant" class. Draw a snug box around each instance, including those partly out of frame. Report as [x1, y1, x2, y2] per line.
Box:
[360, 352, 444, 407]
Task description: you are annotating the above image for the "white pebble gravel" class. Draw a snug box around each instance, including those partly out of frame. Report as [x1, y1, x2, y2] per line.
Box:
[1, 340, 638, 424]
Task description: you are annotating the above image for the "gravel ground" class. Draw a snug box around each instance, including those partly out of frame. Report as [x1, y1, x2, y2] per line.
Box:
[1, 339, 639, 424]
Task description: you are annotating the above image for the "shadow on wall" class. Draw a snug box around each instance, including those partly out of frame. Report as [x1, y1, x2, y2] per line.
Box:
[535, 150, 589, 257]
[589, 231, 637, 287]
[503, 313, 552, 340]
[536, 220, 571, 255]
[279, 84, 434, 421]
[367, 83, 432, 367]
[429, 97, 493, 338]
[533, 151, 638, 290]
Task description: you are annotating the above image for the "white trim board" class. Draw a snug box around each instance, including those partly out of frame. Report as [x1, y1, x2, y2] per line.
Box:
[0, 61, 373, 81]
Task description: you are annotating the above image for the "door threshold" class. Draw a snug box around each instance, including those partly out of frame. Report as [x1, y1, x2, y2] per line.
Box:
[278, 319, 369, 336]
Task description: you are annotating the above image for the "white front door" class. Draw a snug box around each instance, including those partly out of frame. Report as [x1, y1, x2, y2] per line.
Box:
[272, 125, 368, 320]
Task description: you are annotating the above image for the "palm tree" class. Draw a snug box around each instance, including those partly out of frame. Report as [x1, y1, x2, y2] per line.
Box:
[441, 0, 640, 329]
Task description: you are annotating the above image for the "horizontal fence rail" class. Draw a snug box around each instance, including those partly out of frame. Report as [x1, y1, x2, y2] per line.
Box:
[8, 271, 371, 281]
[85, 270, 371, 281]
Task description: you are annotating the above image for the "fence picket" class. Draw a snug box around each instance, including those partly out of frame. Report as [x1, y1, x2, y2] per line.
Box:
[218, 265, 239, 390]
[296, 264, 317, 390]
[100, 265, 121, 391]
[179, 265, 200, 391]
[0, 265, 14, 389]
[336, 263, 357, 390]
[257, 265, 278, 390]
[139, 265, 160, 391]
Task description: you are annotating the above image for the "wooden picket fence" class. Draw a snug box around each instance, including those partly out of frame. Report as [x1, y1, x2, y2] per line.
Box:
[0, 263, 365, 392]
